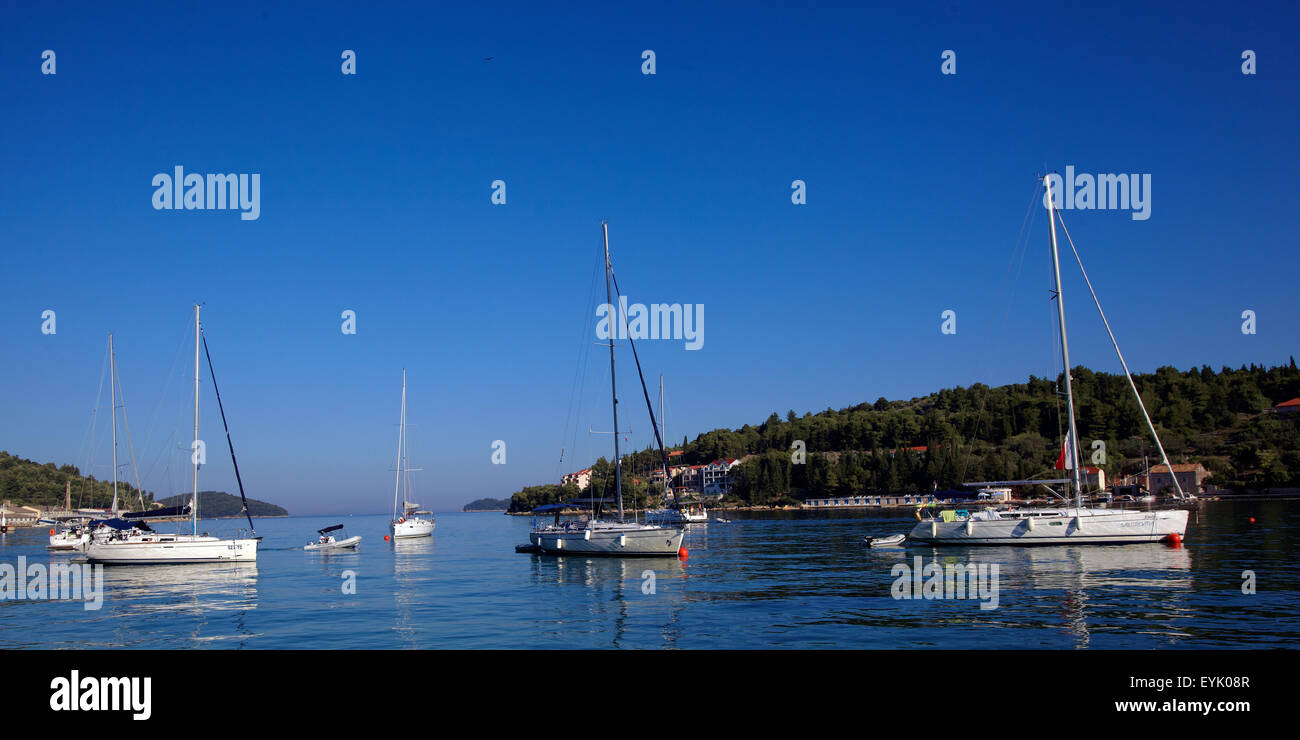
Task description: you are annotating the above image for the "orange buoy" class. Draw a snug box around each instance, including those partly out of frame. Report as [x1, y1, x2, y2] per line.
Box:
[1164, 532, 1183, 547]
[49, 528, 56, 536]
[677, 547, 688, 559]
[1249, 517, 1256, 523]
[384, 534, 391, 541]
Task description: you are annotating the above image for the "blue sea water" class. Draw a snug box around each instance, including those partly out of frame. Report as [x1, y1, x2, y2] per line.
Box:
[0, 500, 1296, 649]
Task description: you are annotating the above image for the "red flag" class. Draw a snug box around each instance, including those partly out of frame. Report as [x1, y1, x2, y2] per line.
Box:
[1055, 435, 1075, 470]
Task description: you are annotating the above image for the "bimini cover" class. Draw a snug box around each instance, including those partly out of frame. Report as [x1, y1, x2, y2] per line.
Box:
[318, 524, 344, 534]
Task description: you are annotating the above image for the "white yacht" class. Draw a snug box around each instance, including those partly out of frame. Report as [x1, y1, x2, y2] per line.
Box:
[531, 517, 685, 555]
[389, 371, 435, 539]
[644, 500, 709, 525]
[85, 306, 259, 564]
[909, 175, 1191, 547]
[528, 223, 685, 557]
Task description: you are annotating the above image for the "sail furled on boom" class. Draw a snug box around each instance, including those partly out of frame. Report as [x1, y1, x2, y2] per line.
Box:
[200, 329, 258, 535]
[122, 505, 190, 520]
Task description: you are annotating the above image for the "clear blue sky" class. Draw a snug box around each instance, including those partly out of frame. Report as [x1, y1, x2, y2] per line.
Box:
[2, 1, 1297, 515]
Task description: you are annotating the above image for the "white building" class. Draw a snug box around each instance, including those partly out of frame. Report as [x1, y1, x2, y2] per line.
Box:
[701, 459, 739, 495]
[561, 468, 592, 491]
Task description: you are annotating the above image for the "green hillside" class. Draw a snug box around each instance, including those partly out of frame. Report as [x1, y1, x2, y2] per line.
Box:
[159, 490, 288, 517]
[0, 451, 156, 509]
[463, 497, 511, 511]
[509, 361, 1300, 510]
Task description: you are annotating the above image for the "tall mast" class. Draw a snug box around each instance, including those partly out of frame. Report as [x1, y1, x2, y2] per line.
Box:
[604, 222, 623, 522]
[192, 305, 200, 535]
[392, 370, 406, 521]
[109, 333, 119, 515]
[660, 374, 670, 498]
[1045, 176, 1084, 509]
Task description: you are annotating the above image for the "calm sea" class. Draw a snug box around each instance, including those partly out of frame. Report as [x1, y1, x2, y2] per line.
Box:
[1, 500, 1296, 649]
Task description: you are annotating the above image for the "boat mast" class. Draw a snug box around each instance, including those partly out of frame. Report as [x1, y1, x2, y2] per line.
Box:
[604, 222, 624, 522]
[393, 370, 406, 521]
[660, 374, 668, 498]
[109, 333, 119, 515]
[1045, 176, 1084, 509]
[191, 305, 200, 536]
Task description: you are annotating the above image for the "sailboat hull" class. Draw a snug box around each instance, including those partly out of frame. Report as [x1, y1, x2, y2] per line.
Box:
[48, 532, 84, 550]
[530, 524, 685, 556]
[84, 536, 259, 564]
[391, 517, 435, 538]
[907, 508, 1189, 546]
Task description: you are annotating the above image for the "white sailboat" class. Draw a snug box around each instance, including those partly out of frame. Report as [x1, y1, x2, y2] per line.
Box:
[53, 334, 144, 550]
[390, 371, 435, 539]
[84, 306, 259, 564]
[529, 223, 686, 557]
[48, 481, 87, 550]
[908, 175, 1189, 546]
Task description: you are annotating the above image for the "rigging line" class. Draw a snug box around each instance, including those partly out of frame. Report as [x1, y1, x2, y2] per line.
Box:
[76, 337, 112, 510]
[608, 269, 677, 505]
[556, 258, 601, 484]
[113, 351, 147, 510]
[1054, 210, 1187, 500]
[137, 313, 193, 486]
[958, 181, 1042, 484]
[200, 329, 258, 533]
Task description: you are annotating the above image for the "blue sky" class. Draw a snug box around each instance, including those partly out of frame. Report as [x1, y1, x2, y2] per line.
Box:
[2, 1, 1297, 515]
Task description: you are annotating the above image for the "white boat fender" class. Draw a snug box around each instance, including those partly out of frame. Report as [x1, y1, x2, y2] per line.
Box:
[930, 522, 937, 537]
[1026, 517, 1035, 531]
[556, 538, 564, 550]
[965, 520, 974, 536]
[618, 535, 627, 548]
[583, 529, 591, 541]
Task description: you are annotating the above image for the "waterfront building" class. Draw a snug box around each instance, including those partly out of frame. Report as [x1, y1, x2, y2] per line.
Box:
[1147, 463, 1212, 496]
[805, 494, 940, 508]
[561, 468, 592, 491]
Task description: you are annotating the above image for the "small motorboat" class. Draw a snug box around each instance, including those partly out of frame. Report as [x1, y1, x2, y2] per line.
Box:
[305, 524, 361, 551]
[863, 533, 907, 548]
[713, 517, 731, 524]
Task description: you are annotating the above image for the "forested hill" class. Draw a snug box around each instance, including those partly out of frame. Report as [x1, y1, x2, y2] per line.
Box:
[510, 361, 1300, 510]
[159, 491, 288, 517]
[0, 451, 156, 509]
[463, 497, 511, 511]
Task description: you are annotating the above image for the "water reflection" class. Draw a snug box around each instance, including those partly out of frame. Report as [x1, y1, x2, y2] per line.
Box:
[525, 554, 688, 647]
[904, 544, 1196, 648]
[96, 562, 260, 648]
[392, 537, 436, 648]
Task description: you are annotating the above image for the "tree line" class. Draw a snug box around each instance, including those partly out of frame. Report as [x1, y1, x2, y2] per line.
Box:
[507, 361, 1300, 509]
[0, 450, 156, 510]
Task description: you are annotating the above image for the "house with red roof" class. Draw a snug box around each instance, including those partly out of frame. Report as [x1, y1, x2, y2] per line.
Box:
[1276, 398, 1300, 416]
